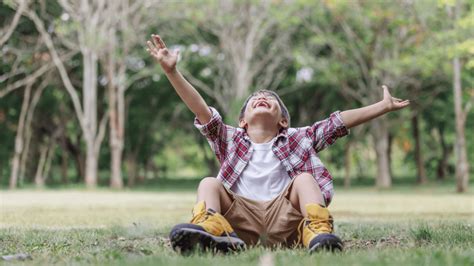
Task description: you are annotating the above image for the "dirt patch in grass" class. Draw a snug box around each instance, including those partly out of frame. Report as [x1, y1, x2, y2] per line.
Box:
[343, 235, 405, 250]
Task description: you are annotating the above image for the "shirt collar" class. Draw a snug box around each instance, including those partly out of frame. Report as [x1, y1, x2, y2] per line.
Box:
[242, 127, 289, 142]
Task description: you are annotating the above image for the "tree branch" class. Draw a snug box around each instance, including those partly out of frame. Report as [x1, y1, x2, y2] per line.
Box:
[24, 8, 85, 130]
[179, 68, 223, 103]
[0, 0, 28, 47]
[94, 112, 109, 156]
[339, 20, 371, 83]
[0, 51, 76, 98]
[124, 69, 153, 91]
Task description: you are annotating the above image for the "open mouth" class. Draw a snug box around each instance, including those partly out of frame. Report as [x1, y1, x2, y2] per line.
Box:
[254, 101, 270, 108]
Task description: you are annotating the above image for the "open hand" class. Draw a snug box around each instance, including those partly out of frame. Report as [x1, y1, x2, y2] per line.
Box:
[382, 85, 410, 111]
[146, 34, 179, 74]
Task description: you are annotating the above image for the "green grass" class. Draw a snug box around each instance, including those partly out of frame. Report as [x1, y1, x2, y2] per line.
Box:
[1, 186, 473, 265]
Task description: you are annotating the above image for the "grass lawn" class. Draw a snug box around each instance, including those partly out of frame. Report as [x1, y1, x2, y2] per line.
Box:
[0, 184, 473, 265]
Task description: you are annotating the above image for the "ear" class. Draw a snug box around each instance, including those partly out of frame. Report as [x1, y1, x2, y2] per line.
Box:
[279, 118, 288, 129]
[239, 119, 247, 129]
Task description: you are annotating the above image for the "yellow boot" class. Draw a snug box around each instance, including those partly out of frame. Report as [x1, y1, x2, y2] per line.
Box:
[169, 201, 245, 253]
[299, 203, 343, 252]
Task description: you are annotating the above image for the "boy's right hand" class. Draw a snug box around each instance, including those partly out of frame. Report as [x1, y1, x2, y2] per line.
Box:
[146, 34, 179, 74]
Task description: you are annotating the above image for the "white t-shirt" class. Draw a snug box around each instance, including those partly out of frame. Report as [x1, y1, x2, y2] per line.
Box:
[231, 137, 291, 201]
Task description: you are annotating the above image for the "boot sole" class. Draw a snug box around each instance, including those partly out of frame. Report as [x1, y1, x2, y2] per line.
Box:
[309, 235, 343, 253]
[309, 234, 343, 253]
[170, 228, 245, 253]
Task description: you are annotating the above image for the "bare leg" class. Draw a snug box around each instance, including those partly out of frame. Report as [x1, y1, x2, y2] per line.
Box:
[196, 177, 233, 214]
[288, 173, 326, 217]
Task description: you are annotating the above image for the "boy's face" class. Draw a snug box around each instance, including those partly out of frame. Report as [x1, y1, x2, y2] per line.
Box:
[239, 92, 288, 129]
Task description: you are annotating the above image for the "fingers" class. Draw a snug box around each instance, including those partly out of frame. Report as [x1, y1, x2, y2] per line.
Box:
[146, 41, 162, 60]
[395, 100, 410, 109]
[146, 33, 166, 54]
[381, 84, 410, 110]
[151, 34, 161, 49]
[146, 41, 158, 57]
[392, 97, 403, 102]
[146, 40, 155, 52]
[152, 34, 167, 49]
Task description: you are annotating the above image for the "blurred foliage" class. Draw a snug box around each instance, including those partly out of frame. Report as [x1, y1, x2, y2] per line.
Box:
[0, 0, 472, 187]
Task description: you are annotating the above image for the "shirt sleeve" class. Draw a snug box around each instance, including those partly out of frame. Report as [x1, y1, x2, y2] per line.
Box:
[306, 111, 349, 153]
[194, 106, 228, 163]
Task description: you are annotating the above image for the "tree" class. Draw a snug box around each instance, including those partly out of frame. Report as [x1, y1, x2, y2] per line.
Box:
[178, 0, 296, 121]
[446, 0, 473, 192]
[1, 1, 77, 188]
[22, 0, 110, 187]
[301, 0, 431, 187]
[101, 0, 159, 188]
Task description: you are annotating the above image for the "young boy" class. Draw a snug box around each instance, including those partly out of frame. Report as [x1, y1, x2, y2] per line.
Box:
[146, 34, 410, 253]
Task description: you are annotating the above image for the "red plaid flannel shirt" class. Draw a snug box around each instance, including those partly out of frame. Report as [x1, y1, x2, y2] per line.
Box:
[194, 107, 349, 206]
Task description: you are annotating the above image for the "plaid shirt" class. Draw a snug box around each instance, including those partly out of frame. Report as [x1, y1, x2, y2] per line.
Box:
[194, 107, 349, 206]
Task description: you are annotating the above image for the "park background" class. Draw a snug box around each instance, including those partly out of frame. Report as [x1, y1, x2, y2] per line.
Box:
[0, 0, 473, 265]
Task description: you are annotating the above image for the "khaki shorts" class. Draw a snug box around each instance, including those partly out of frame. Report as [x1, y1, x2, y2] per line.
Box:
[221, 178, 304, 247]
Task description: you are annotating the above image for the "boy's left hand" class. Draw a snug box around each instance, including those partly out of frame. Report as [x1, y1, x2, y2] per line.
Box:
[382, 85, 410, 111]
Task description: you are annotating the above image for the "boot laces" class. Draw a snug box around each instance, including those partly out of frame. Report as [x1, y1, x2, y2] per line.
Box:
[190, 209, 207, 224]
[190, 209, 238, 250]
[297, 216, 333, 245]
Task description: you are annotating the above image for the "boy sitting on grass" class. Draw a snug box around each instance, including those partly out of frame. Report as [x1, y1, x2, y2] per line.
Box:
[146, 34, 409, 253]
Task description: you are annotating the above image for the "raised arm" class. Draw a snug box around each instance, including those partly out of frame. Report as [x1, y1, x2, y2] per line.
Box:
[340, 86, 410, 129]
[146, 34, 211, 124]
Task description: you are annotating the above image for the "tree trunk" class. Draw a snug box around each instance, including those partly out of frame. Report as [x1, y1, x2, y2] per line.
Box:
[453, 55, 469, 192]
[138, 163, 146, 183]
[44, 147, 54, 181]
[412, 115, 427, 184]
[372, 119, 392, 188]
[126, 153, 138, 187]
[19, 82, 46, 185]
[388, 133, 394, 178]
[61, 147, 69, 185]
[82, 50, 99, 188]
[108, 83, 123, 188]
[107, 63, 125, 189]
[65, 134, 85, 183]
[57, 104, 69, 185]
[74, 153, 85, 183]
[110, 140, 123, 188]
[145, 159, 154, 179]
[34, 144, 48, 188]
[451, 0, 469, 192]
[59, 131, 69, 185]
[344, 141, 351, 188]
[84, 137, 98, 188]
[9, 84, 32, 189]
[437, 126, 450, 180]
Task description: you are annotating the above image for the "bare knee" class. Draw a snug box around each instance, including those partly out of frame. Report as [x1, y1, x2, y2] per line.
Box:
[289, 173, 315, 201]
[291, 172, 325, 207]
[198, 177, 223, 191]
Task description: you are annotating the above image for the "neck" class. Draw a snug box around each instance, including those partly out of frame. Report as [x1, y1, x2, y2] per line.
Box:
[246, 124, 279, 143]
